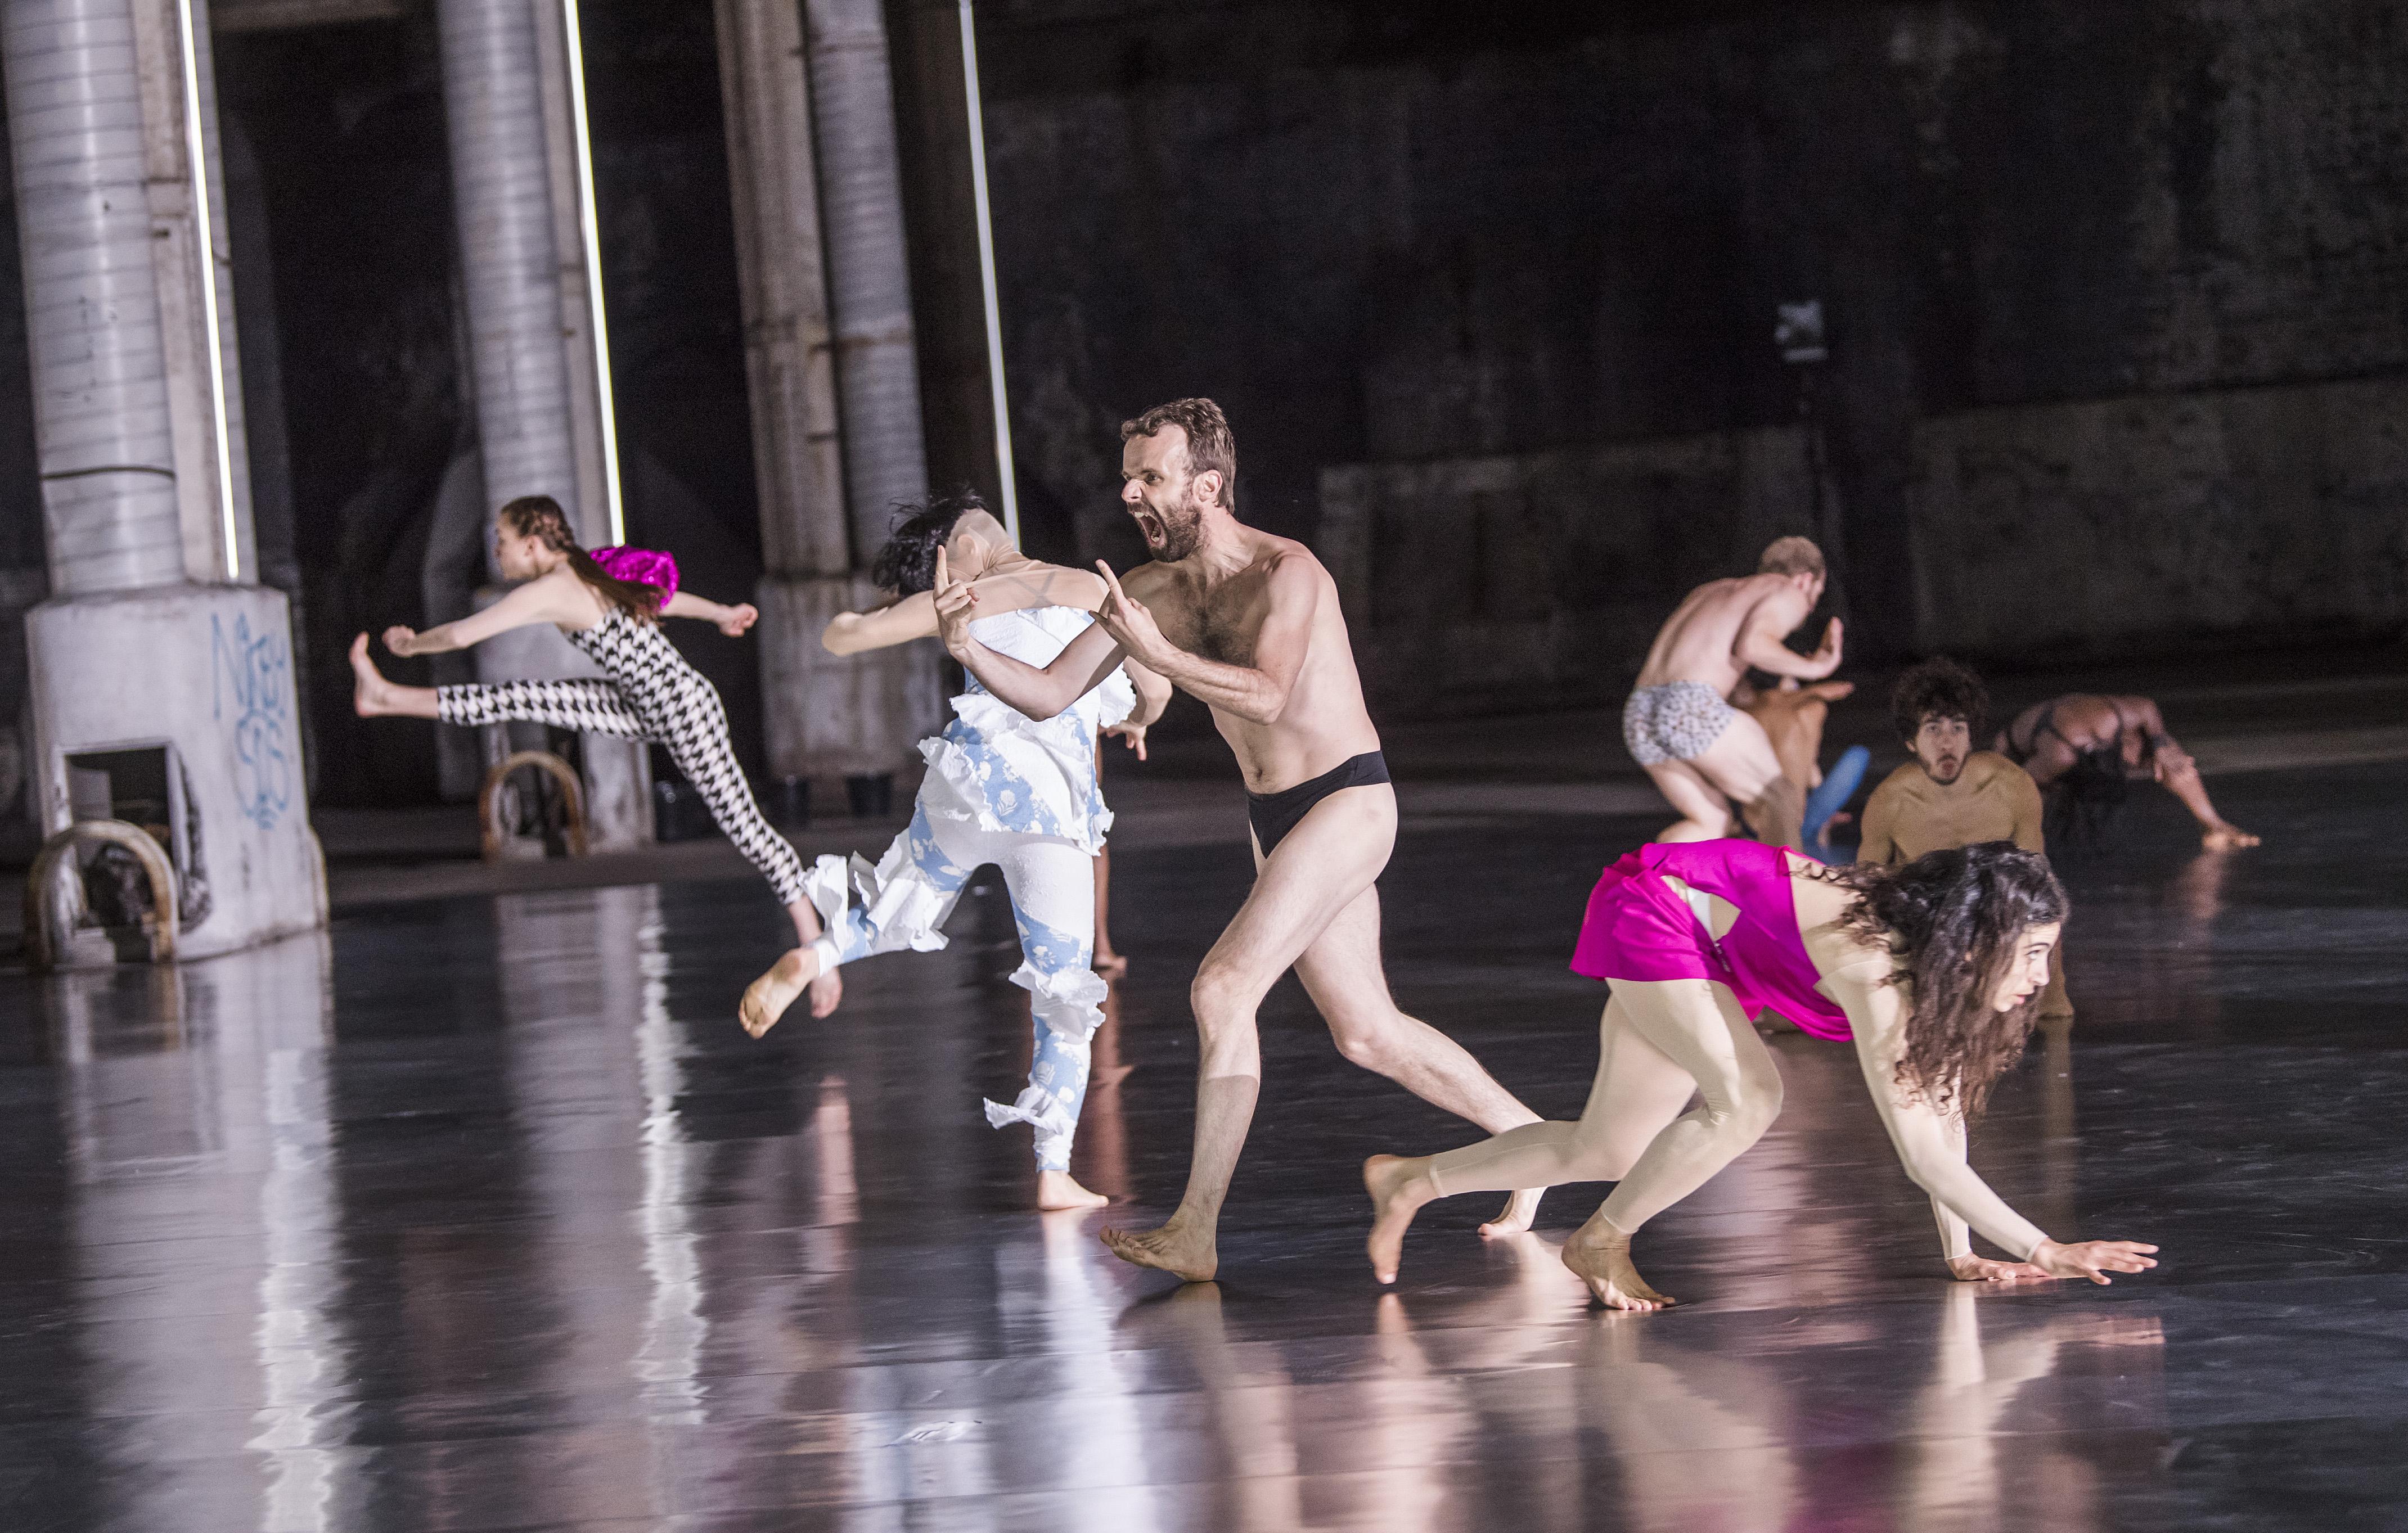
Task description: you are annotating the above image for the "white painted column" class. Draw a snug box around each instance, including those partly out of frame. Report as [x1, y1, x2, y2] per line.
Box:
[4, 0, 326, 955]
[435, 0, 648, 847]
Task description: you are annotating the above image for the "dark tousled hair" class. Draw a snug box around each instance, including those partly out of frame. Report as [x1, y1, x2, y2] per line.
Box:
[1891, 656, 1991, 743]
[499, 495, 662, 624]
[1811, 842, 2067, 1116]
[1121, 398, 1236, 508]
[871, 489, 987, 595]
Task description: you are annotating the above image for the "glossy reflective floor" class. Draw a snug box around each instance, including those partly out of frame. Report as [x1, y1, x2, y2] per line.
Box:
[4, 763, 2406, 1531]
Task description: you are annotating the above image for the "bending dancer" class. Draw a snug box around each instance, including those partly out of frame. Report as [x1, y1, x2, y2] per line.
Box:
[1734, 675, 1866, 862]
[741, 494, 1168, 1211]
[1363, 840, 2157, 1307]
[1998, 694, 2258, 852]
[1861, 659, 2069, 1020]
[930, 398, 1546, 1280]
[1626, 538, 1843, 849]
[349, 494, 841, 1017]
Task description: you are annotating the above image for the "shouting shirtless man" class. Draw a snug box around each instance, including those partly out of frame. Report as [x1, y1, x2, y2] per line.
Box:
[929, 398, 1544, 1280]
[1625, 537, 1843, 849]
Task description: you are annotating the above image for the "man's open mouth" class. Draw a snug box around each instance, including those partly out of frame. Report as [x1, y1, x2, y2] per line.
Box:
[1135, 510, 1164, 544]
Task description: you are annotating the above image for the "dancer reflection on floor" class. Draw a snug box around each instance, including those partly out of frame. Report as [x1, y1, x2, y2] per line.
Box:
[1365, 841, 2157, 1307]
[348, 494, 843, 1017]
[1998, 693, 2258, 852]
[742, 493, 1168, 1211]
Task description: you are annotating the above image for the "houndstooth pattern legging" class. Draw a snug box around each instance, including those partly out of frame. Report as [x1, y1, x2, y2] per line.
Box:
[437, 612, 808, 907]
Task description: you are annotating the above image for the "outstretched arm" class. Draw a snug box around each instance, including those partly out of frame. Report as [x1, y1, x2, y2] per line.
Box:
[663, 590, 758, 637]
[1092, 557, 1315, 725]
[931, 548, 1126, 720]
[1736, 592, 1842, 680]
[823, 565, 1108, 656]
[385, 570, 588, 656]
[1831, 958, 2157, 1283]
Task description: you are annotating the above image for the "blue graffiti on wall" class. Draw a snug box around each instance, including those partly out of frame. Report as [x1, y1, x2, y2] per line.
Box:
[212, 614, 296, 831]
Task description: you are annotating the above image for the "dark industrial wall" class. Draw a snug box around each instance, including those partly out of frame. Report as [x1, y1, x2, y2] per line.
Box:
[0, 65, 48, 853]
[974, 0, 2408, 699]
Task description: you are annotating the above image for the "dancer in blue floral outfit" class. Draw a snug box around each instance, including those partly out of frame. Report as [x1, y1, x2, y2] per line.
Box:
[741, 494, 1167, 1210]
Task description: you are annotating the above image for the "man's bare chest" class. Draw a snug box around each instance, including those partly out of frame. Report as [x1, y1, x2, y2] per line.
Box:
[1150, 589, 1262, 667]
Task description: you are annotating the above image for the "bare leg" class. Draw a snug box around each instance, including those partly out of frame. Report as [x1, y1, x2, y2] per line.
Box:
[778, 900, 844, 1019]
[350, 634, 438, 719]
[1093, 845, 1127, 979]
[1295, 884, 1546, 1236]
[1100, 785, 1399, 1281]
[2158, 755, 2258, 849]
[1691, 713, 1794, 848]
[1367, 980, 1780, 1306]
[1739, 773, 1806, 851]
[1643, 759, 1734, 843]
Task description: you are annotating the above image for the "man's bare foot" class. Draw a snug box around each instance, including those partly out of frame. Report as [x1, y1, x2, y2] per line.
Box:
[349, 634, 400, 717]
[807, 966, 843, 1019]
[1037, 1170, 1109, 1211]
[1363, 1154, 1434, 1284]
[739, 947, 820, 1038]
[1101, 1216, 1217, 1282]
[2202, 823, 2260, 851]
[1561, 1225, 1674, 1311]
[1094, 949, 1129, 980]
[1478, 1187, 1545, 1239]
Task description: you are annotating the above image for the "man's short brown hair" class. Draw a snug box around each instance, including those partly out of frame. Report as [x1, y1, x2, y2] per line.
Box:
[1758, 535, 1825, 579]
[1121, 398, 1236, 508]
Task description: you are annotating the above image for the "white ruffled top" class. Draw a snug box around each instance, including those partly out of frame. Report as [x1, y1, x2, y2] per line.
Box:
[918, 605, 1134, 854]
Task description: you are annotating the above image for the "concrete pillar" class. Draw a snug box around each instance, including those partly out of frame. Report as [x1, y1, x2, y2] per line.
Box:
[434, 0, 649, 847]
[4, 0, 327, 957]
[716, 0, 939, 787]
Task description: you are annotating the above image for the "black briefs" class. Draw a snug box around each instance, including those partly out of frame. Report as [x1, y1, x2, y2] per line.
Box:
[1246, 750, 1390, 855]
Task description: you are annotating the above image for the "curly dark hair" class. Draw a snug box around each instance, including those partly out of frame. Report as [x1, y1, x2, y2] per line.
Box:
[1812, 841, 2067, 1116]
[1890, 656, 1990, 743]
[870, 489, 988, 595]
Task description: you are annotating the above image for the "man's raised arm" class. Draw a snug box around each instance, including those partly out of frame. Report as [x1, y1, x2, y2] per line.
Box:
[931, 547, 1127, 720]
[1736, 592, 1843, 680]
[1093, 557, 1313, 725]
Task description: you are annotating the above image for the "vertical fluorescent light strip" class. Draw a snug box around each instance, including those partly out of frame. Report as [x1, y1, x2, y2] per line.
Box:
[958, 0, 1020, 547]
[174, 0, 241, 580]
[561, 0, 626, 545]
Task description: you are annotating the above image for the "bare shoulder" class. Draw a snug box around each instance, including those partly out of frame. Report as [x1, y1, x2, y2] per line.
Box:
[1256, 534, 1333, 590]
[1116, 560, 1177, 598]
[1865, 761, 1925, 808]
[1962, 751, 2027, 787]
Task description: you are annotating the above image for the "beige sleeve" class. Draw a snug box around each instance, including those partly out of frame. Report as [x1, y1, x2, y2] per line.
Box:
[1828, 957, 2051, 1262]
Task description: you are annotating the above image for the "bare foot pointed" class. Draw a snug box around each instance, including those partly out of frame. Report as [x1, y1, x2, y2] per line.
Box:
[740, 948, 820, 1038]
[1037, 1170, 1110, 1211]
[1363, 1154, 1433, 1285]
[1479, 1186, 1546, 1239]
[1561, 1225, 1675, 1312]
[1101, 1218, 1217, 1282]
[350, 634, 399, 718]
[2203, 823, 2260, 851]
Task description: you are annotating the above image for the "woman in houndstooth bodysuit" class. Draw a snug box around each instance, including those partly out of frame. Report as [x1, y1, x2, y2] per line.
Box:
[347, 494, 843, 1020]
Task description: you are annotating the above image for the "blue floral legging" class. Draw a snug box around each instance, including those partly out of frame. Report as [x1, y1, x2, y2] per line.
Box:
[805, 804, 1105, 1171]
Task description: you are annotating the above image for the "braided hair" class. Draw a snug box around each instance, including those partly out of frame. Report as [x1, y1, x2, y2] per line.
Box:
[499, 495, 663, 624]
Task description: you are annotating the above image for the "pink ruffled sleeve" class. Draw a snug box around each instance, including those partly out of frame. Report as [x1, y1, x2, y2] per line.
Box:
[589, 545, 679, 599]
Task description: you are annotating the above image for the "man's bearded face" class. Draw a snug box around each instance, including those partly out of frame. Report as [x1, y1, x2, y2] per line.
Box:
[1122, 429, 1210, 561]
[1911, 715, 1972, 785]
